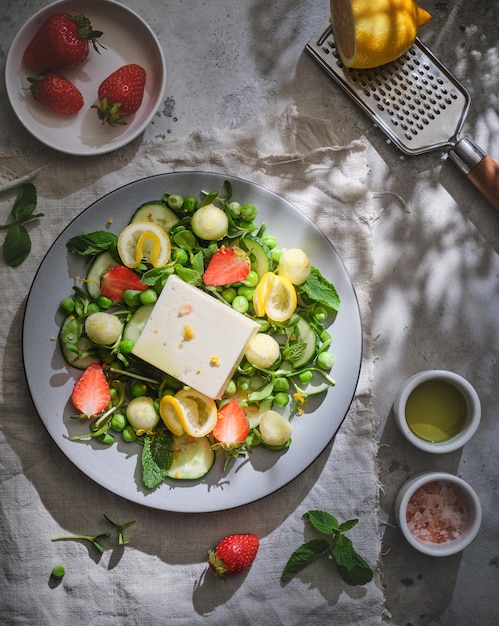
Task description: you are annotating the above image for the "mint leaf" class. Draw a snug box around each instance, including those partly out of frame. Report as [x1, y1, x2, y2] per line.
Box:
[141, 431, 174, 489]
[3, 223, 31, 267]
[301, 267, 340, 312]
[66, 231, 118, 256]
[304, 510, 340, 535]
[336, 551, 374, 586]
[281, 539, 330, 583]
[174, 265, 203, 285]
[11, 183, 39, 222]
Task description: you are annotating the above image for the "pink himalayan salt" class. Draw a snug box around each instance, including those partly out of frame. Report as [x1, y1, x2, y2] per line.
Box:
[406, 480, 471, 543]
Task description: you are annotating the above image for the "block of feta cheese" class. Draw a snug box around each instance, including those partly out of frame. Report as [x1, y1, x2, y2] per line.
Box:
[131, 274, 260, 399]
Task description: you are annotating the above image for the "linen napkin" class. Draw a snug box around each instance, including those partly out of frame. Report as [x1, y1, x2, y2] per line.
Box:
[0, 106, 384, 625]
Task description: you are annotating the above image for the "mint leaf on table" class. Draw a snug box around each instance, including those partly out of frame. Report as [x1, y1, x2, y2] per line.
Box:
[142, 429, 174, 489]
[1, 183, 43, 267]
[300, 267, 340, 312]
[281, 509, 374, 586]
[66, 230, 118, 255]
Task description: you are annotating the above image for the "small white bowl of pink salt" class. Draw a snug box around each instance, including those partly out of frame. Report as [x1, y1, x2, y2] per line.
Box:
[394, 472, 482, 556]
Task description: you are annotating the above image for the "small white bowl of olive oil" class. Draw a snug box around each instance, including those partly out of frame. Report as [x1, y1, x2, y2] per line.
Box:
[393, 370, 481, 453]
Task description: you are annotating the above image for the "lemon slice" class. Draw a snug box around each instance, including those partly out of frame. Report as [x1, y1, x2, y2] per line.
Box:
[159, 395, 185, 436]
[117, 222, 171, 269]
[331, 0, 431, 69]
[263, 274, 297, 322]
[253, 272, 275, 318]
[174, 388, 218, 437]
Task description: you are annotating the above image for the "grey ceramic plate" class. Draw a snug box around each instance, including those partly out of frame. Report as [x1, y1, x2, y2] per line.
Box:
[6, 0, 166, 155]
[23, 172, 362, 512]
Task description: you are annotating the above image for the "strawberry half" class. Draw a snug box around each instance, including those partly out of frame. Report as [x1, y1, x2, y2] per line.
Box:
[93, 64, 146, 125]
[23, 13, 103, 72]
[100, 265, 147, 302]
[208, 533, 259, 579]
[212, 398, 249, 448]
[203, 247, 250, 287]
[71, 363, 110, 417]
[27, 72, 84, 116]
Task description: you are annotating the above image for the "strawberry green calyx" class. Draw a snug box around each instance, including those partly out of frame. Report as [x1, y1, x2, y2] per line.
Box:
[72, 14, 104, 53]
[92, 97, 128, 126]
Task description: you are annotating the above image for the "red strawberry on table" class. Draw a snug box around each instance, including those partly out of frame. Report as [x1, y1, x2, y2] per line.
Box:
[27, 72, 84, 116]
[100, 265, 148, 302]
[208, 533, 259, 579]
[71, 363, 110, 417]
[212, 398, 249, 448]
[92, 64, 146, 125]
[23, 13, 103, 72]
[203, 247, 250, 286]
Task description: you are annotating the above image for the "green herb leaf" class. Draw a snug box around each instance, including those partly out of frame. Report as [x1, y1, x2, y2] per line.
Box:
[66, 231, 118, 256]
[198, 190, 219, 209]
[303, 510, 341, 535]
[174, 265, 203, 285]
[301, 267, 340, 312]
[336, 551, 374, 586]
[141, 266, 172, 288]
[3, 222, 31, 267]
[11, 183, 38, 222]
[281, 538, 330, 583]
[142, 430, 174, 489]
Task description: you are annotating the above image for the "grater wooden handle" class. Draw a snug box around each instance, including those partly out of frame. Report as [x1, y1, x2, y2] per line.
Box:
[467, 157, 499, 212]
[450, 137, 499, 211]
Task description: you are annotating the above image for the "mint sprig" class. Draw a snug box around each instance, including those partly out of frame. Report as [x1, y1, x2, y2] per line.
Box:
[281, 509, 374, 586]
[1, 183, 43, 266]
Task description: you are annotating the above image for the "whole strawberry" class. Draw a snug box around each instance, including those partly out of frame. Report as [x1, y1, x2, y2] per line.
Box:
[23, 13, 103, 72]
[27, 72, 84, 115]
[93, 64, 146, 125]
[208, 534, 259, 580]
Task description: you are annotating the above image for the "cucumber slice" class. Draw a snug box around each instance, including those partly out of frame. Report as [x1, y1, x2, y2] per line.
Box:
[123, 304, 154, 343]
[86, 251, 117, 300]
[241, 235, 272, 278]
[130, 201, 179, 233]
[287, 316, 319, 369]
[166, 434, 215, 480]
[59, 315, 99, 369]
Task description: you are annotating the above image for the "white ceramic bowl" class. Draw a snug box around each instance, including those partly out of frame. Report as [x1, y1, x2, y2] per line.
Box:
[5, 0, 166, 155]
[394, 472, 482, 556]
[393, 370, 481, 453]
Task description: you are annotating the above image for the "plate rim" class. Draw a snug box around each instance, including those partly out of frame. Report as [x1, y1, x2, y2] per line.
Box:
[22, 171, 363, 512]
[5, 0, 166, 156]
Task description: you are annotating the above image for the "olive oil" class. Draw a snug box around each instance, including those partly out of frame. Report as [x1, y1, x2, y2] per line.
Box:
[405, 380, 468, 443]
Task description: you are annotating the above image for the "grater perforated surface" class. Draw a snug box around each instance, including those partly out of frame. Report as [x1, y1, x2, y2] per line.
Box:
[306, 22, 471, 155]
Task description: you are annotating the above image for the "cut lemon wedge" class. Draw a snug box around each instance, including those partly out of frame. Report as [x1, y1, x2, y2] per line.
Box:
[174, 388, 218, 437]
[331, 0, 431, 69]
[159, 395, 185, 436]
[254, 273, 297, 322]
[117, 222, 171, 269]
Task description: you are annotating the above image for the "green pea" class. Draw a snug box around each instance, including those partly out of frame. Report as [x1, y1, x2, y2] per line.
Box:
[122, 425, 137, 442]
[173, 248, 189, 265]
[262, 234, 277, 250]
[130, 381, 148, 397]
[298, 370, 313, 385]
[97, 295, 113, 310]
[271, 249, 282, 264]
[123, 290, 142, 308]
[225, 380, 237, 395]
[274, 377, 290, 392]
[237, 286, 255, 301]
[240, 203, 257, 221]
[313, 306, 328, 323]
[87, 303, 101, 314]
[182, 196, 198, 213]
[318, 352, 335, 370]
[228, 201, 241, 218]
[274, 392, 290, 408]
[139, 289, 158, 305]
[232, 295, 249, 314]
[110, 413, 127, 432]
[222, 287, 237, 304]
[236, 376, 251, 392]
[59, 297, 75, 314]
[167, 194, 184, 210]
[51, 565, 65, 579]
[207, 242, 219, 255]
[119, 338, 135, 354]
[242, 270, 259, 287]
